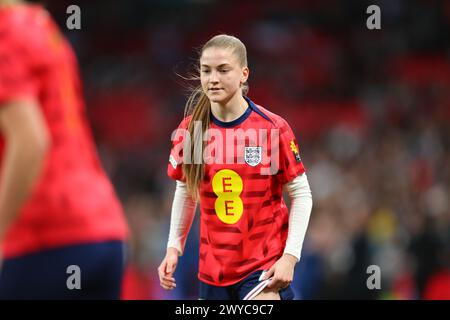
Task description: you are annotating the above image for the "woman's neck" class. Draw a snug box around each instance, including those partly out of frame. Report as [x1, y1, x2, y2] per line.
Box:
[0, 0, 22, 8]
[210, 94, 248, 123]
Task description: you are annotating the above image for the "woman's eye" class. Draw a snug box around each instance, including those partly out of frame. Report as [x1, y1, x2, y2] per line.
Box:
[219, 69, 229, 73]
[202, 70, 210, 73]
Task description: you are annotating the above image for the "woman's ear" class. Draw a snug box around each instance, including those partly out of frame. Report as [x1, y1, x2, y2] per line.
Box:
[241, 67, 249, 85]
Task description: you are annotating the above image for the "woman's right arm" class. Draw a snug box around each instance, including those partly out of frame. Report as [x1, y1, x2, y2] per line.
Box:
[158, 180, 197, 290]
[167, 180, 197, 255]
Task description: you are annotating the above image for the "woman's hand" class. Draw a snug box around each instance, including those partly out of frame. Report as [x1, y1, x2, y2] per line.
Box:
[261, 253, 298, 291]
[157, 247, 179, 290]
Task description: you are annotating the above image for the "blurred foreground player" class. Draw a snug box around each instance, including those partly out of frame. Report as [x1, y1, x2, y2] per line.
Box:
[0, 1, 128, 299]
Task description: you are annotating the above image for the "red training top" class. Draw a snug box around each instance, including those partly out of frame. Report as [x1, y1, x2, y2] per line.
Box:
[168, 96, 305, 286]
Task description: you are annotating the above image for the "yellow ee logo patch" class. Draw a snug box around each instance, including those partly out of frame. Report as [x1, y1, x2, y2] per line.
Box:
[211, 169, 244, 224]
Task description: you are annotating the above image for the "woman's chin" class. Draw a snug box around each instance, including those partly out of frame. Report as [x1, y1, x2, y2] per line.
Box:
[208, 95, 227, 104]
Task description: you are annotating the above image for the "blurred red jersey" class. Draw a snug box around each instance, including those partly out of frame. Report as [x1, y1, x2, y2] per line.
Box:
[168, 97, 305, 286]
[0, 4, 128, 258]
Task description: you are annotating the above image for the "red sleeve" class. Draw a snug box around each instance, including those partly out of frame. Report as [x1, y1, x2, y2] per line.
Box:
[167, 117, 191, 181]
[276, 118, 306, 185]
[0, 29, 38, 105]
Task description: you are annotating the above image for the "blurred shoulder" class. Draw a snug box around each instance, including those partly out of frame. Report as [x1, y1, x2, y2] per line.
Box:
[0, 4, 61, 65]
[0, 5, 49, 40]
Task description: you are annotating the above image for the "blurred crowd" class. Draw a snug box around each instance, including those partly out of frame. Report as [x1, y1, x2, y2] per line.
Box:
[47, 0, 450, 299]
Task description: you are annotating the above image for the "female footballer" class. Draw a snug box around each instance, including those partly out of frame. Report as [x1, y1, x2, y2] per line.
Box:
[0, 1, 128, 299]
[158, 34, 312, 300]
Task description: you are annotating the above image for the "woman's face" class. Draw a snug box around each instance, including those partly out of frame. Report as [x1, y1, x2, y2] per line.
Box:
[200, 47, 248, 105]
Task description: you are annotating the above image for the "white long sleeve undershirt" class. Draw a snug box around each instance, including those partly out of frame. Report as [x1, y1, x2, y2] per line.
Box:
[282, 173, 313, 261]
[167, 173, 313, 261]
[166, 180, 197, 255]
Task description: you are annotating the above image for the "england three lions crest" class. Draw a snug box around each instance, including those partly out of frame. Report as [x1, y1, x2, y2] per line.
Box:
[244, 147, 262, 167]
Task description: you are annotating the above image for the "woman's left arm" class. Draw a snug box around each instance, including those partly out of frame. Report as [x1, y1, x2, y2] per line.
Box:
[263, 173, 313, 290]
[0, 99, 50, 243]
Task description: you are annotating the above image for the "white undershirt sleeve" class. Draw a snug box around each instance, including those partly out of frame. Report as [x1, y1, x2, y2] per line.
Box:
[167, 180, 197, 256]
[282, 173, 313, 262]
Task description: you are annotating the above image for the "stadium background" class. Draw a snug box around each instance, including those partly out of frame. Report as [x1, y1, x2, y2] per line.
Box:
[45, 0, 449, 299]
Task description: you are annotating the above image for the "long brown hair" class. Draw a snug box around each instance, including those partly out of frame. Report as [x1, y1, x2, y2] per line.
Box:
[182, 34, 249, 200]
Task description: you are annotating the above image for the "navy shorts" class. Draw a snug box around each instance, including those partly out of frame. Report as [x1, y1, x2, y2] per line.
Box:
[199, 270, 295, 300]
[0, 240, 126, 300]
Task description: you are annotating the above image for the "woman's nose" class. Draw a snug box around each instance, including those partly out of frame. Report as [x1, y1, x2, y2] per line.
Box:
[210, 71, 219, 82]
